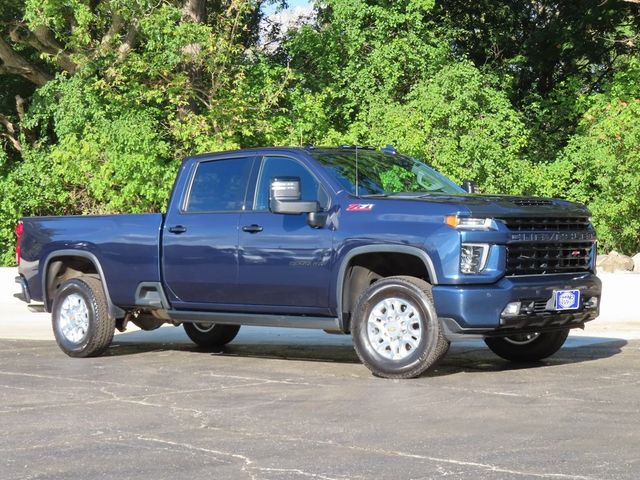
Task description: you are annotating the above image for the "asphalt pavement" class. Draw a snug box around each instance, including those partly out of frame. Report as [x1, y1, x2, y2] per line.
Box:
[2, 268, 640, 479]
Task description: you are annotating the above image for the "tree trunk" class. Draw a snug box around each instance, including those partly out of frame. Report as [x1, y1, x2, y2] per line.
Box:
[0, 37, 52, 86]
[183, 0, 206, 23]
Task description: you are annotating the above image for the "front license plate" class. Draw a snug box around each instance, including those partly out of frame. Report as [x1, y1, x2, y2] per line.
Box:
[554, 289, 580, 311]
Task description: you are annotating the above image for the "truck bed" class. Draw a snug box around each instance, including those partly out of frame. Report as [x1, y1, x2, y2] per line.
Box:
[20, 214, 163, 307]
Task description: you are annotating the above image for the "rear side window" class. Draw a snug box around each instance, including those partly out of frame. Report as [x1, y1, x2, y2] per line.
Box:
[186, 157, 253, 212]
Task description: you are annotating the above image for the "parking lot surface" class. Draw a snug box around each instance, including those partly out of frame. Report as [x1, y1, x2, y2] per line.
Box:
[2, 268, 640, 479]
[1, 327, 639, 480]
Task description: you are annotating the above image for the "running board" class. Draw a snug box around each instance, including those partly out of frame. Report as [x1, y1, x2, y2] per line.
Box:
[168, 310, 341, 330]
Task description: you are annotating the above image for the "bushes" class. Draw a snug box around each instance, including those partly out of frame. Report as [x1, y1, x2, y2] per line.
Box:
[342, 62, 530, 195]
[0, 149, 70, 265]
[531, 60, 640, 254]
[555, 100, 640, 254]
[1, 0, 639, 262]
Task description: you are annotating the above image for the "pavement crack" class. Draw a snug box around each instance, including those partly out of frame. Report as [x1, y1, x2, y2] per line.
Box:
[347, 447, 598, 479]
[197, 372, 330, 387]
[252, 467, 350, 479]
[440, 385, 614, 405]
[0, 369, 175, 390]
[135, 435, 257, 480]
[134, 435, 350, 480]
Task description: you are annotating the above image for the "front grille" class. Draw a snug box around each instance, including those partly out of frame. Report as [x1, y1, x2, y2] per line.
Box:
[532, 300, 548, 313]
[512, 199, 553, 207]
[506, 242, 592, 275]
[501, 217, 590, 231]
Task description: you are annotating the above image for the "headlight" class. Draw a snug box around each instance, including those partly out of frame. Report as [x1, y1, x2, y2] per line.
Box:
[445, 216, 494, 230]
[460, 243, 490, 274]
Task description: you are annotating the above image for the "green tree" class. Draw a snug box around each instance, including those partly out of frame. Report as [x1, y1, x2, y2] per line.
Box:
[1, 0, 640, 264]
[343, 62, 530, 194]
[433, 0, 640, 161]
[0, 0, 291, 264]
[542, 59, 640, 254]
[284, 2, 530, 193]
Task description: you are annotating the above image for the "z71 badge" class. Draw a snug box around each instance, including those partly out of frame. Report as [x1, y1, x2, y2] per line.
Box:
[346, 203, 374, 212]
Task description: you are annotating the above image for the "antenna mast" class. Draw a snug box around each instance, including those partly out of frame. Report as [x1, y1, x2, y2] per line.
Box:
[355, 145, 359, 197]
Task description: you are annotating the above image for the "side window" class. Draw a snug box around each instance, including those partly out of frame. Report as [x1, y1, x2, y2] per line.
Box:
[186, 157, 253, 212]
[254, 156, 329, 211]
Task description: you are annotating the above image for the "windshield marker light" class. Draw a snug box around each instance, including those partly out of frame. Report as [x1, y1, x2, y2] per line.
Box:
[445, 216, 493, 230]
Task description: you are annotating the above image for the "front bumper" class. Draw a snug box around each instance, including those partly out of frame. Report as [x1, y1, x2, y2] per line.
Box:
[433, 272, 601, 335]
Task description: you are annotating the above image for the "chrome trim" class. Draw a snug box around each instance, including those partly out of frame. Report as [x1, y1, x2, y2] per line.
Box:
[460, 243, 490, 274]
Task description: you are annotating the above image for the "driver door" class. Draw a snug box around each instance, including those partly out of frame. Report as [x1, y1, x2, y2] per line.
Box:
[237, 155, 334, 314]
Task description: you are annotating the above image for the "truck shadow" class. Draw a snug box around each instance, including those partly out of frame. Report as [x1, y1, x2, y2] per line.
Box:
[108, 329, 628, 376]
[425, 337, 628, 377]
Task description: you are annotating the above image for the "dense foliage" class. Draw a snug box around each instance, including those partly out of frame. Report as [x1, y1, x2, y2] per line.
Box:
[1, 0, 639, 263]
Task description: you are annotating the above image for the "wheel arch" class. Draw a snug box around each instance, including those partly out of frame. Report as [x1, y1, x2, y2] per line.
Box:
[42, 250, 125, 321]
[336, 245, 438, 332]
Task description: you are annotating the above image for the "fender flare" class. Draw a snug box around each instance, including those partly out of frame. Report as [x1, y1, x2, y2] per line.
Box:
[335, 245, 439, 330]
[42, 249, 125, 321]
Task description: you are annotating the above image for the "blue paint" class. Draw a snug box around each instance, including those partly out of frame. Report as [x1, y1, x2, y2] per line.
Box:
[17, 147, 601, 333]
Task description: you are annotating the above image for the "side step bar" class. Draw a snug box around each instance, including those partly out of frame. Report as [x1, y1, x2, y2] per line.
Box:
[168, 310, 340, 331]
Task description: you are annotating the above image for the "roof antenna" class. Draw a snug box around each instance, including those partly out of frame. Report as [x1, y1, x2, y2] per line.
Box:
[355, 145, 359, 197]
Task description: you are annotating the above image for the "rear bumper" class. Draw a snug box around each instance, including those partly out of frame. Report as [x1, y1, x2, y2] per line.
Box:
[14, 275, 31, 303]
[432, 272, 601, 335]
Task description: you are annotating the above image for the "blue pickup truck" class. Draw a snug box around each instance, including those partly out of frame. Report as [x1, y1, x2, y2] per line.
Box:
[15, 146, 601, 378]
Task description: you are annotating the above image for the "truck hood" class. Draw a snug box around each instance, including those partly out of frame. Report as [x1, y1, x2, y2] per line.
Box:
[370, 193, 591, 217]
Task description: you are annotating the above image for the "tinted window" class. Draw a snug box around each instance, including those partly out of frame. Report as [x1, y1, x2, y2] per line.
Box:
[310, 151, 464, 196]
[254, 156, 329, 210]
[187, 157, 253, 212]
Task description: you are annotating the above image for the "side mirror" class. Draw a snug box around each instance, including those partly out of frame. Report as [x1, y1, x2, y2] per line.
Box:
[462, 180, 477, 194]
[270, 177, 319, 215]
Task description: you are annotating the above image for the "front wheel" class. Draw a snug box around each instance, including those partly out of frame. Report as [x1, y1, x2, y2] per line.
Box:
[351, 276, 449, 379]
[52, 276, 115, 357]
[183, 323, 240, 347]
[484, 329, 570, 362]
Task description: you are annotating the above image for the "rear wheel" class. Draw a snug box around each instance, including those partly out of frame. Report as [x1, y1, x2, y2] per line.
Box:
[183, 323, 240, 347]
[52, 277, 115, 357]
[484, 329, 570, 362]
[351, 276, 449, 379]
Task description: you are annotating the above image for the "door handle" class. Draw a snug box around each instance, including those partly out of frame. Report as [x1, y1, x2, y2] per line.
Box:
[242, 224, 263, 233]
[168, 225, 187, 234]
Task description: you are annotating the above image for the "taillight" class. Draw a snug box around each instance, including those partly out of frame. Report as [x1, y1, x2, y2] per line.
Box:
[15, 221, 23, 265]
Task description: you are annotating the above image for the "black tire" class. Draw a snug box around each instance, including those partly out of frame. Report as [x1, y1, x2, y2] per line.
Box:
[51, 277, 115, 358]
[351, 276, 449, 379]
[183, 323, 240, 347]
[484, 329, 570, 362]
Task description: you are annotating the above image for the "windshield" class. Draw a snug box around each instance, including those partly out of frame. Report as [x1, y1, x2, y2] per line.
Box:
[310, 150, 465, 196]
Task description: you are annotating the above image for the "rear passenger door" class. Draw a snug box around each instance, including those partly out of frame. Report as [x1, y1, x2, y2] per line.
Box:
[162, 156, 255, 308]
[237, 155, 334, 314]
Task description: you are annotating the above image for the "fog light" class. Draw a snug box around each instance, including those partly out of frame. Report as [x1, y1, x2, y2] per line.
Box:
[502, 302, 521, 317]
[460, 243, 490, 274]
